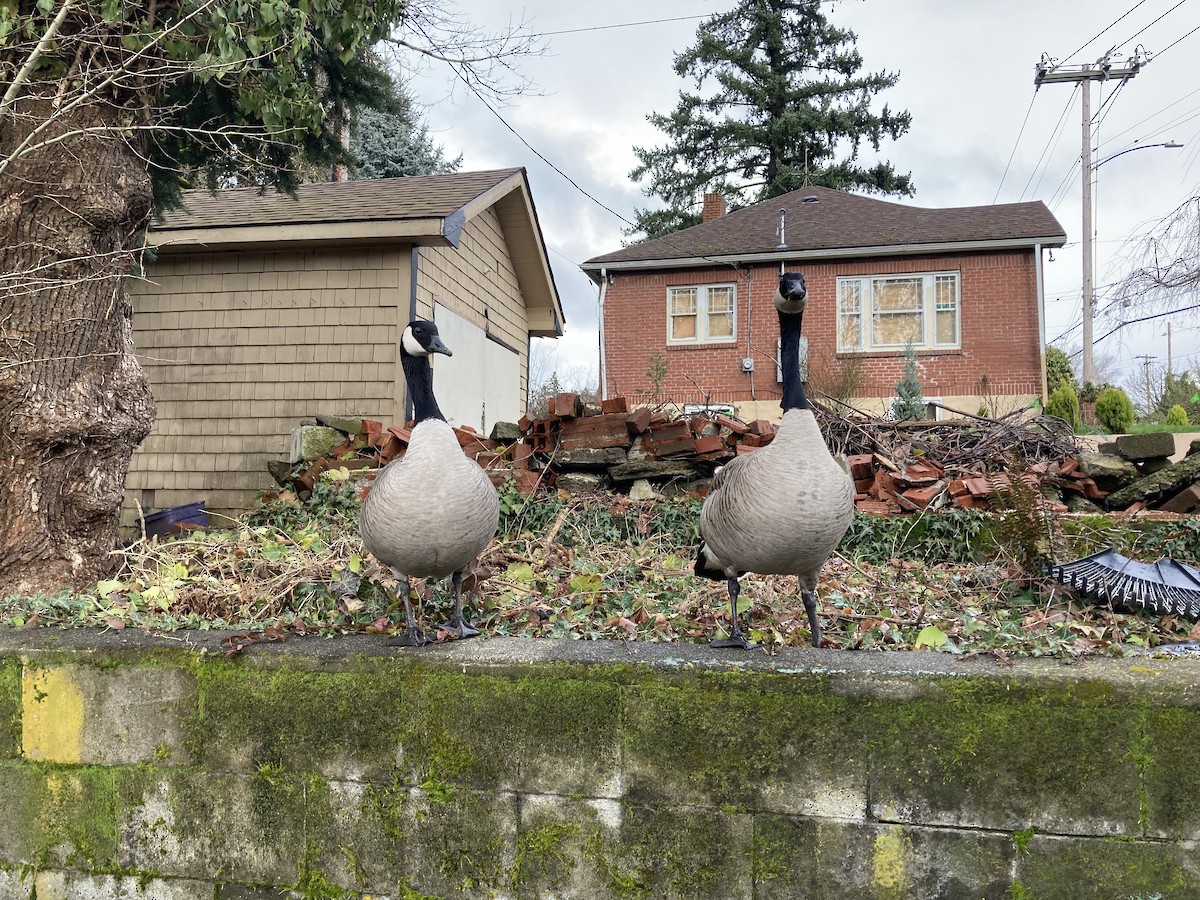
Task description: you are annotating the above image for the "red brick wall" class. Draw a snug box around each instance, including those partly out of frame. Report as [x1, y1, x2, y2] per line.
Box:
[601, 250, 1043, 408]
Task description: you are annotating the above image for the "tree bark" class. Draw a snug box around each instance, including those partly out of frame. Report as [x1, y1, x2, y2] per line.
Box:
[0, 100, 156, 594]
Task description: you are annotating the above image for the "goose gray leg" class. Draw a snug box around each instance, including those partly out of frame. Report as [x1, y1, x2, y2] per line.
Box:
[446, 570, 480, 640]
[803, 590, 822, 648]
[387, 574, 428, 647]
[711, 576, 756, 650]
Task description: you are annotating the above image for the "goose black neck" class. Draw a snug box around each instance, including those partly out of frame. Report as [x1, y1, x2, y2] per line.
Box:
[401, 351, 446, 424]
[779, 309, 810, 411]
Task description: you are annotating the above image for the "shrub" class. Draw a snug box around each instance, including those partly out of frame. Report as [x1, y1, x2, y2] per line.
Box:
[1045, 345, 1077, 395]
[1079, 381, 1103, 404]
[1166, 404, 1190, 426]
[1094, 386, 1135, 433]
[1045, 383, 1080, 430]
[890, 342, 926, 421]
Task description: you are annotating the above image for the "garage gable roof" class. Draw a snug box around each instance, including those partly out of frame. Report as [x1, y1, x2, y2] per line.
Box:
[147, 168, 563, 336]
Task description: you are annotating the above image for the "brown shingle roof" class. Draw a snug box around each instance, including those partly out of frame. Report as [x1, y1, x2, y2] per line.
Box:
[582, 186, 1067, 269]
[155, 168, 524, 230]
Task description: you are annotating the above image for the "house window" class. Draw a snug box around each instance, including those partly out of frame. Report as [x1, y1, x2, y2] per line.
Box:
[837, 272, 961, 351]
[668, 284, 736, 344]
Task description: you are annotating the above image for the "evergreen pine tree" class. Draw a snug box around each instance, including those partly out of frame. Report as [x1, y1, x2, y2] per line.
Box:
[348, 77, 463, 179]
[628, 0, 913, 240]
[890, 342, 926, 421]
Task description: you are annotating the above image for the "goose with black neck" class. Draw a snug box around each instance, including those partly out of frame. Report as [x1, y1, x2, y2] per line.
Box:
[694, 271, 854, 648]
[359, 320, 500, 647]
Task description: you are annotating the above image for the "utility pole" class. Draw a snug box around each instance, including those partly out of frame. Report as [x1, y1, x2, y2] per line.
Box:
[1034, 52, 1143, 385]
[1136, 354, 1156, 412]
[1167, 322, 1173, 378]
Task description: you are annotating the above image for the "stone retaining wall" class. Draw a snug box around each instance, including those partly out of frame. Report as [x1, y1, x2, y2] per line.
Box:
[1, 631, 1199, 898]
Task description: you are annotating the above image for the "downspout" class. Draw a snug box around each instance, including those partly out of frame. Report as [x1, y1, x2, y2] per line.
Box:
[598, 268, 609, 401]
[745, 266, 755, 402]
[1035, 243, 1047, 406]
[405, 246, 420, 423]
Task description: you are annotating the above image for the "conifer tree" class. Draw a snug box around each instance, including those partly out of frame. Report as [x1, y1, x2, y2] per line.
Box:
[891, 342, 926, 421]
[628, 0, 913, 239]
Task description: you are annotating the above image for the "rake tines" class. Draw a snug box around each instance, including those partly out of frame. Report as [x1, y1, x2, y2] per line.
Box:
[1053, 549, 1200, 620]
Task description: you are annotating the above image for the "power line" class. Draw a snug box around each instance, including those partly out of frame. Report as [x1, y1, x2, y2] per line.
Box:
[1153, 21, 1200, 57]
[1087, 303, 1200, 351]
[1060, 0, 1152, 64]
[1117, 0, 1191, 49]
[534, 14, 708, 37]
[1019, 84, 1079, 202]
[993, 92, 1038, 203]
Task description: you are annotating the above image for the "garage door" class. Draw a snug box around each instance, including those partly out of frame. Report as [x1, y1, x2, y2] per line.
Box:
[433, 303, 521, 433]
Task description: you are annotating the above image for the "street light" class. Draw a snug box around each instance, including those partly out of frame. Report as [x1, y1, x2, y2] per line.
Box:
[1080, 140, 1183, 385]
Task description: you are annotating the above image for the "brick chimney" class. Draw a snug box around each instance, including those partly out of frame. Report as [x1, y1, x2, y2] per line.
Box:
[702, 193, 727, 223]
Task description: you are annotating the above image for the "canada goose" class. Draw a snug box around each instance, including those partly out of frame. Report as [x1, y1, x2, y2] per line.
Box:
[695, 272, 854, 648]
[359, 320, 500, 646]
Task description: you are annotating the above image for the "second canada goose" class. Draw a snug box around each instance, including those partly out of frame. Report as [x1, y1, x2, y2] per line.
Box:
[695, 272, 854, 648]
[359, 320, 500, 646]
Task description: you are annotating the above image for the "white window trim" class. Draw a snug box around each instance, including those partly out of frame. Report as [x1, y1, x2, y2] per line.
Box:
[837, 271, 961, 352]
[666, 283, 738, 345]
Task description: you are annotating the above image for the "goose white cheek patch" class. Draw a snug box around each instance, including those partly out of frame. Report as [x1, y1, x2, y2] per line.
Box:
[401, 328, 427, 356]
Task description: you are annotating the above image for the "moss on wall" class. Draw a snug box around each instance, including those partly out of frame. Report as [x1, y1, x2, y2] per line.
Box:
[0, 658, 19, 759]
[2, 638, 1200, 898]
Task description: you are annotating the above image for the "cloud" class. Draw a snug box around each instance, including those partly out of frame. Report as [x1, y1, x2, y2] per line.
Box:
[410, 0, 1200, 387]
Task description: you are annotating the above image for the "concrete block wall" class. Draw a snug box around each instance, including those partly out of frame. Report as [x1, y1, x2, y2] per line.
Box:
[1, 632, 1199, 898]
[602, 251, 1043, 415]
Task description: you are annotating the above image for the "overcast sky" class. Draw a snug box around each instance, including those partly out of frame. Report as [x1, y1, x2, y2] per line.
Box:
[405, 1, 1200, 393]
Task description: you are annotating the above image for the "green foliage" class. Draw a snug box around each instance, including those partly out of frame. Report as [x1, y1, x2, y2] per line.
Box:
[1045, 382, 1081, 430]
[1095, 386, 1135, 433]
[989, 463, 1055, 578]
[890, 342, 925, 421]
[1165, 404, 1190, 426]
[1044, 345, 1078, 395]
[1156, 371, 1200, 423]
[841, 509, 994, 564]
[4, 0, 411, 210]
[1078, 381, 1104, 404]
[645, 353, 669, 401]
[348, 72, 463, 180]
[626, 0, 913, 240]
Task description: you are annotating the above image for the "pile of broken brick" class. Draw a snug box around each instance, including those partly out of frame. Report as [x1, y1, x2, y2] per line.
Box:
[272, 399, 1200, 517]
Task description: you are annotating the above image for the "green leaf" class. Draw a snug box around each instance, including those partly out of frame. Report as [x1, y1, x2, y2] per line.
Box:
[96, 579, 126, 598]
[348, 555, 362, 574]
[506, 562, 534, 583]
[914, 625, 949, 649]
[568, 573, 602, 594]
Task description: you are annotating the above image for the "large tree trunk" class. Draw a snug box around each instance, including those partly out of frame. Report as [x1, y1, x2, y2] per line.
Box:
[0, 101, 156, 595]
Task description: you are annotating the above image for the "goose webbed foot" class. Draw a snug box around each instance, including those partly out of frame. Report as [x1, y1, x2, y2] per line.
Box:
[388, 627, 428, 648]
[710, 576, 758, 651]
[386, 573, 428, 648]
[446, 571, 480, 641]
[803, 590, 823, 648]
[710, 631, 757, 650]
[446, 616, 480, 641]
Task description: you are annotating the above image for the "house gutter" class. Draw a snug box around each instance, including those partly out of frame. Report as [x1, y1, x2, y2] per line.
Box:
[598, 268, 609, 401]
[581, 236, 1068, 275]
[1035, 243, 1048, 405]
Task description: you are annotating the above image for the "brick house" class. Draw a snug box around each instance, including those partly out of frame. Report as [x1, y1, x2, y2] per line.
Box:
[126, 168, 563, 521]
[582, 186, 1067, 421]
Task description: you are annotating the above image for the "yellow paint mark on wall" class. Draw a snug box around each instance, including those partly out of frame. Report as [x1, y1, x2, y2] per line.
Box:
[872, 825, 909, 899]
[22, 664, 84, 763]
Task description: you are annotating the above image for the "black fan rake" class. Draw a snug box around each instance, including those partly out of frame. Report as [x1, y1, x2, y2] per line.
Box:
[1053, 549, 1200, 620]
